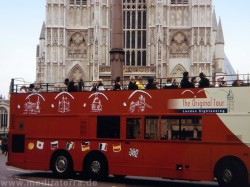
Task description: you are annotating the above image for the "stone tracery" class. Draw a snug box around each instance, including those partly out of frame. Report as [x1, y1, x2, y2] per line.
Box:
[169, 32, 189, 58]
[68, 32, 87, 59]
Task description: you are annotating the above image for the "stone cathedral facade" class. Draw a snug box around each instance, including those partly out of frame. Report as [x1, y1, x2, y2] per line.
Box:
[36, 0, 234, 85]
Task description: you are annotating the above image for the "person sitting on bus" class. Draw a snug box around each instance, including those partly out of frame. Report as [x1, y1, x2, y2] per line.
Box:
[216, 77, 226, 87]
[153, 79, 160, 89]
[128, 76, 138, 90]
[145, 77, 158, 90]
[232, 79, 241, 87]
[78, 78, 84, 91]
[163, 77, 178, 89]
[97, 79, 105, 91]
[19, 86, 28, 93]
[28, 83, 36, 92]
[191, 77, 199, 88]
[198, 72, 210, 88]
[90, 81, 98, 91]
[67, 79, 77, 92]
[180, 72, 194, 88]
[136, 76, 144, 89]
[112, 76, 122, 90]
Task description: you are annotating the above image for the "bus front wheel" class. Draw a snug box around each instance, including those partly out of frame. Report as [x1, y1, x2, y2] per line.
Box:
[215, 159, 248, 187]
[51, 151, 73, 178]
[83, 153, 108, 180]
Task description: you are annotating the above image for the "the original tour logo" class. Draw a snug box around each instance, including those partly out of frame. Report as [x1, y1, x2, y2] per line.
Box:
[169, 89, 234, 113]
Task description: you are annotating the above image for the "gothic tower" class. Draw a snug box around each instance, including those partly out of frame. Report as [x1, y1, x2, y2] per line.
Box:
[36, 0, 234, 86]
[215, 18, 226, 79]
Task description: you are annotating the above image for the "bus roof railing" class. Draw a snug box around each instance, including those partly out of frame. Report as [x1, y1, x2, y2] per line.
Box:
[10, 73, 250, 94]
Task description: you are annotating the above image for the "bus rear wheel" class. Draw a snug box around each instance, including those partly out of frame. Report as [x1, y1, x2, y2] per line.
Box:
[83, 153, 108, 180]
[51, 152, 73, 178]
[215, 159, 248, 187]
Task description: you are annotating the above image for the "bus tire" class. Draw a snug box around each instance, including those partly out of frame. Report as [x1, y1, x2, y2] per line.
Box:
[215, 158, 248, 187]
[83, 152, 108, 180]
[51, 151, 73, 178]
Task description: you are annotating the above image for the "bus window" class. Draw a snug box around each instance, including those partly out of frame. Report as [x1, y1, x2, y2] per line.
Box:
[97, 116, 120, 139]
[144, 116, 159, 140]
[160, 118, 171, 140]
[126, 118, 141, 139]
[161, 116, 202, 141]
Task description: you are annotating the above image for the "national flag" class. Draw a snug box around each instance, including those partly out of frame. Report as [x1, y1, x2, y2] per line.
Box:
[113, 143, 121, 152]
[66, 142, 75, 150]
[36, 141, 44, 150]
[28, 142, 35, 150]
[129, 148, 139, 158]
[99, 143, 107, 151]
[51, 141, 58, 150]
[81, 142, 90, 152]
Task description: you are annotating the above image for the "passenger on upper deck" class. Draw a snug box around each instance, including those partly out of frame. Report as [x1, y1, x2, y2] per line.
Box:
[128, 76, 138, 90]
[217, 77, 226, 87]
[232, 79, 242, 87]
[163, 77, 178, 89]
[172, 79, 179, 87]
[28, 84, 36, 92]
[145, 77, 158, 90]
[198, 72, 210, 88]
[90, 80, 98, 91]
[112, 76, 122, 90]
[180, 72, 194, 88]
[35, 84, 43, 92]
[19, 86, 27, 93]
[97, 79, 105, 91]
[67, 79, 77, 92]
[136, 76, 144, 90]
[58, 78, 69, 92]
[64, 78, 69, 87]
[78, 78, 84, 91]
[191, 77, 198, 88]
[153, 79, 160, 89]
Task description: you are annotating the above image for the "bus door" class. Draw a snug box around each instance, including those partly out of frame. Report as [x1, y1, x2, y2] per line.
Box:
[124, 117, 144, 169]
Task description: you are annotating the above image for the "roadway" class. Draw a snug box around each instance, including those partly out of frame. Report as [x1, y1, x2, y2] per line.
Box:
[0, 154, 218, 187]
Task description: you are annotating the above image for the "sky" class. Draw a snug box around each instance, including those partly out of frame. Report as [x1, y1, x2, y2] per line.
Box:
[0, 0, 250, 98]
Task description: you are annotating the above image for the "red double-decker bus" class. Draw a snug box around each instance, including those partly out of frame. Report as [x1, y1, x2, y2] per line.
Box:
[7, 80, 250, 187]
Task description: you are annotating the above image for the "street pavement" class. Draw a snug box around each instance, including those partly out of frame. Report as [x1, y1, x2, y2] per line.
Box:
[0, 153, 218, 187]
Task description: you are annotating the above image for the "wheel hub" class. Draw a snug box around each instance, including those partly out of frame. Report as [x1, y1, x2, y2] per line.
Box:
[91, 161, 101, 174]
[56, 156, 67, 173]
[223, 169, 233, 183]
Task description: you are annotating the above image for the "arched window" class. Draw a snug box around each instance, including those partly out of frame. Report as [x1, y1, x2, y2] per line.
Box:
[76, 0, 81, 5]
[82, 0, 87, 5]
[171, 0, 189, 4]
[68, 64, 85, 81]
[0, 108, 8, 131]
[123, 0, 147, 66]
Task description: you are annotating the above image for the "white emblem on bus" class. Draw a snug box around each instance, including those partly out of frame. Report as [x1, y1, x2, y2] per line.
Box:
[129, 148, 139, 158]
[24, 97, 41, 114]
[88, 92, 109, 112]
[54, 92, 74, 113]
[128, 90, 152, 113]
